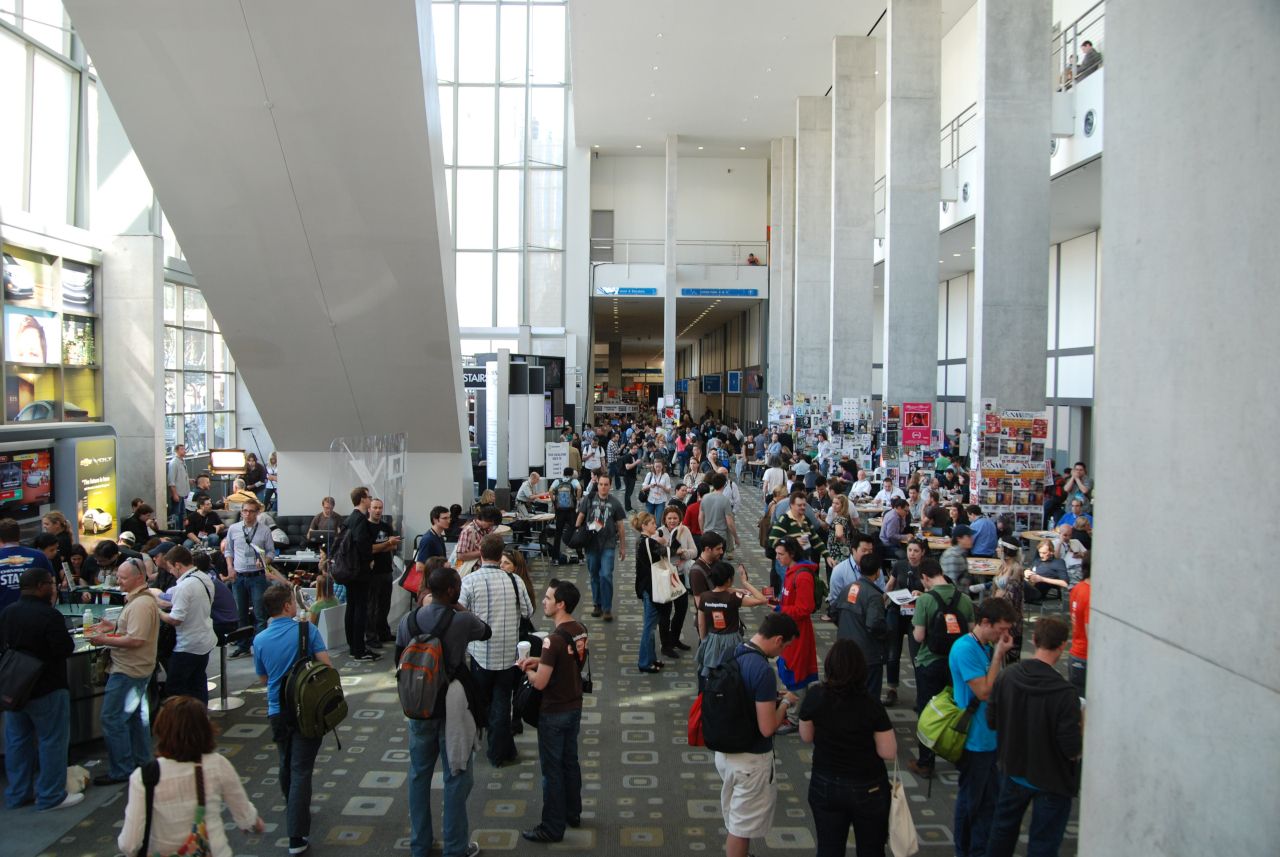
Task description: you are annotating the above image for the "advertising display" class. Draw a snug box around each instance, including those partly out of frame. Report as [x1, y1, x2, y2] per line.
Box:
[75, 437, 117, 546]
[701, 374, 722, 394]
[0, 447, 53, 518]
[5, 307, 61, 364]
[972, 409, 1050, 531]
[902, 402, 932, 446]
[727, 370, 742, 394]
[545, 442, 570, 481]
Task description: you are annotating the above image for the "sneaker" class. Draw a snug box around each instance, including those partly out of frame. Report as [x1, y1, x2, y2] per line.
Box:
[462, 842, 481, 857]
[566, 816, 581, 829]
[352, 652, 380, 661]
[521, 826, 562, 843]
[774, 721, 798, 736]
[883, 688, 898, 706]
[40, 792, 84, 811]
[288, 836, 310, 854]
[365, 638, 384, 650]
[229, 648, 250, 659]
[591, 605, 602, 618]
[907, 759, 934, 779]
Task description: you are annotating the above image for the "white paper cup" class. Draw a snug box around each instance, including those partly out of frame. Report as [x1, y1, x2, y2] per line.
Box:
[517, 640, 532, 661]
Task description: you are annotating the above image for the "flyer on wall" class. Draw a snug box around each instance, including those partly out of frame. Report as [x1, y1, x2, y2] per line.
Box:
[902, 402, 932, 446]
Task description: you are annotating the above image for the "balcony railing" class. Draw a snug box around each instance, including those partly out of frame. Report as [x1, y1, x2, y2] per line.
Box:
[940, 102, 979, 170]
[590, 239, 768, 267]
[1051, 0, 1105, 91]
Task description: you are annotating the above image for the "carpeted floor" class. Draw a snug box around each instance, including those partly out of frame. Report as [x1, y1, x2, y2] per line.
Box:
[8, 480, 1078, 856]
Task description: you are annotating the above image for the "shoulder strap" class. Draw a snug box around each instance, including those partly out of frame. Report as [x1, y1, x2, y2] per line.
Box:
[193, 761, 206, 809]
[139, 760, 161, 857]
[946, 590, 962, 611]
[295, 619, 308, 664]
[508, 572, 525, 613]
[927, 590, 946, 611]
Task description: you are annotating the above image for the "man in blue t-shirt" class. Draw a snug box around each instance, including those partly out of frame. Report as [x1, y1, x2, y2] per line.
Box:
[254, 584, 331, 855]
[949, 598, 1018, 857]
[714, 613, 799, 857]
[0, 518, 53, 611]
[412, 505, 451, 575]
[966, 505, 998, 557]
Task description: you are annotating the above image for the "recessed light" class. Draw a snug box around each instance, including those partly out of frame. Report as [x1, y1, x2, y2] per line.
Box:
[646, 116, 652, 121]
[656, 32, 663, 38]
[766, 67, 772, 72]
[970, 246, 976, 250]
[939, 260, 944, 263]
[753, 94, 760, 100]
[874, 71, 879, 75]
[781, 35, 788, 41]
[593, 144, 600, 148]
[739, 146, 747, 151]
[650, 92, 655, 97]
[652, 65, 659, 71]
[953, 253, 961, 257]
[697, 145, 705, 150]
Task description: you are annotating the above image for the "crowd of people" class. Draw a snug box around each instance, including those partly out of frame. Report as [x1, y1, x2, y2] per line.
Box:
[0, 410, 1092, 857]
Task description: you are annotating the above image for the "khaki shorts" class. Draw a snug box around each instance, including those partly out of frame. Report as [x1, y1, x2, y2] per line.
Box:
[714, 750, 776, 840]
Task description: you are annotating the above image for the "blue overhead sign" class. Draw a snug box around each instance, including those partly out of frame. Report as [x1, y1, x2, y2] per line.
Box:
[702, 374, 723, 394]
[680, 288, 759, 297]
[594, 286, 659, 296]
[676, 379, 689, 393]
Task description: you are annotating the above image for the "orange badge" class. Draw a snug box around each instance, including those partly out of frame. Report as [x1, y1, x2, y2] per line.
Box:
[944, 614, 961, 634]
[847, 583, 860, 603]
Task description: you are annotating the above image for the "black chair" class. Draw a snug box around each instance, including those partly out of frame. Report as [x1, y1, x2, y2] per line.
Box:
[208, 625, 255, 712]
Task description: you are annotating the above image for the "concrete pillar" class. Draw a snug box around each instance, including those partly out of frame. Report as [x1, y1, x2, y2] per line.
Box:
[663, 133, 678, 398]
[607, 340, 622, 392]
[830, 36, 877, 402]
[794, 96, 832, 396]
[767, 136, 796, 398]
[971, 0, 1051, 410]
[882, 0, 941, 405]
[1079, 2, 1280, 853]
[101, 235, 164, 512]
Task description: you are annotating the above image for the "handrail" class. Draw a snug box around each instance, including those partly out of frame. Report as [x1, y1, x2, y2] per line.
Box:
[1051, 0, 1105, 89]
[590, 238, 769, 267]
[939, 102, 978, 170]
[873, 175, 886, 216]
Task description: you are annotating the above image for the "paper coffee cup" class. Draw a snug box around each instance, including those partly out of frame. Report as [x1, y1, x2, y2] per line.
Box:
[517, 640, 532, 661]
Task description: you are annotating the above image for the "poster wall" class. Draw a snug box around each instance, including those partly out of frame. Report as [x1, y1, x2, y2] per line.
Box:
[972, 409, 1049, 532]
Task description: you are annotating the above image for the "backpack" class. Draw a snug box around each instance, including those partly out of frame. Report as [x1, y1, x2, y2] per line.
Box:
[916, 685, 980, 764]
[803, 565, 829, 613]
[397, 608, 456, 720]
[701, 646, 768, 753]
[282, 622, 348, 743]
[553, 479, 576, 511]
[924, 589, 969, 656]
[327, 526, 360, 585]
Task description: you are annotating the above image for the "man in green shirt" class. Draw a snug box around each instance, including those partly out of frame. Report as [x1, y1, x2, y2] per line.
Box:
[908, 557, 975, 778]
[767, 491, 828, 592]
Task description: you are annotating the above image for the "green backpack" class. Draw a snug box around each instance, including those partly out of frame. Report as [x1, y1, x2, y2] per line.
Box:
[916, 685, 980, 764]
[282, 621, 348, 745]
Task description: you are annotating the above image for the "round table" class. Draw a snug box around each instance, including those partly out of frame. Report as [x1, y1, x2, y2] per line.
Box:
[967, 557, 1001, 576]
[1019, 529, 1058, 543]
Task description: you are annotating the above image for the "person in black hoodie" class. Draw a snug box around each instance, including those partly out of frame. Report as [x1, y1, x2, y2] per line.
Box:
[984, 615, 1083, 857]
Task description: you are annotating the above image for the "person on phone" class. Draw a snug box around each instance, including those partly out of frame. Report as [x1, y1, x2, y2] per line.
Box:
[949, 598, 1020, 857]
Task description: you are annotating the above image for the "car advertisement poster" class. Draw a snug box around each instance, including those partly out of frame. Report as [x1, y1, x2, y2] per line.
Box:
[75, 437, 117, 547]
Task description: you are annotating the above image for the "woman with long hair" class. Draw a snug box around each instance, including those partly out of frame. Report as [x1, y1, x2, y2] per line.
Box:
[657, 505, 696, 655]
[827, 493, 854, 566]
[630, 511, 669, 674]
[501, 546, 536, 604]
[970, 539, 1027, 664]
[117, 697, 262, 857]
[641, 457, 674, 520]
[799, 639, 896, 857]
[307, 572, 340, 624]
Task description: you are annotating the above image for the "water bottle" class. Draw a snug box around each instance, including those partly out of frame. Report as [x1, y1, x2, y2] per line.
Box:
[82, 608, 94, 632]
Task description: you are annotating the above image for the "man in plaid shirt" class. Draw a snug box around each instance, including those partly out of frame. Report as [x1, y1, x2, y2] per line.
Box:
[460, 533, 534, 767]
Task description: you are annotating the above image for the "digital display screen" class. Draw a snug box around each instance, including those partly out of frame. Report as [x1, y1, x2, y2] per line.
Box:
[0, 448, 53, 513]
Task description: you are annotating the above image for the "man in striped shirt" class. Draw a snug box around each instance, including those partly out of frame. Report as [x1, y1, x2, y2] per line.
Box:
[460, 533, 534, 767]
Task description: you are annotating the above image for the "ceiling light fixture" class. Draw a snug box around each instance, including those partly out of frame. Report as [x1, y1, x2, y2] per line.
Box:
[739, 146, 747, 151]
[652, 65, 659, 71]
[635, 144, 643, 149]
[656, 32, 663, 38]
[650, 92, 655, 97]
[953, 253, 961, 257]
[766, 67, 772, 72]
[697, 145, 704, 150]
[939, 260, 944, 263]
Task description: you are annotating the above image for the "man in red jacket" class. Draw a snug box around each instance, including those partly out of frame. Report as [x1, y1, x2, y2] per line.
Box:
[773, 536, 817, 735]
[984, 615, 1083, 857]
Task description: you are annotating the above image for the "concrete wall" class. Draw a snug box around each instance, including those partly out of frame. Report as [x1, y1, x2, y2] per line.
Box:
[1079, 2, 1280, 854]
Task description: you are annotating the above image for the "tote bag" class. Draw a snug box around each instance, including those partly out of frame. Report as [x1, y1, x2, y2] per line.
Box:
[888, 758, 920, 856]
[648, 540, 686, 605]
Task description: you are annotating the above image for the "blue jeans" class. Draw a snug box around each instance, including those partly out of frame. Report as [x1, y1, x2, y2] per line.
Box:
[232, 573, 270, 651]
[470, 660, 518, 765]
[270, 714, 322, 840]
[646, 501, 666, 520]
[166, 650, 210, 703]
[536, 709, 582, 838]
[102, 673, 153, 779]
[409, 718, 475, 857]
[954, 749, 999, 857]
[808, 769, 891, 857]
[1068, 656, 1087, 696]
[638, 592, 660, 669]
[4, 689, 71, 809]
[585, 546, 616, 612]
[985, 774, 1073, 857]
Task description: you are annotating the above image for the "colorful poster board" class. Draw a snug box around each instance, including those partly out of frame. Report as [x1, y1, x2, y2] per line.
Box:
[75, 436, 117, 547]
[972, 408, 1049, 532]
[902, 402, 932, 446]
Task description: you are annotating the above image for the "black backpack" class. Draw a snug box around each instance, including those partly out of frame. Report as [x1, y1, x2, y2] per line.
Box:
[701, 646, 768, 753]
[328, 527, 360, 584]
[924, 589, 969, 656]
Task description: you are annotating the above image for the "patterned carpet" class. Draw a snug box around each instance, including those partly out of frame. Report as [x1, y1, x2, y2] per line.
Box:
[14, 480, 1078, 856]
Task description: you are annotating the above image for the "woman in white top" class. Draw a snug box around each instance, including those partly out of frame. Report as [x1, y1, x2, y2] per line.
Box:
[642, 458, 674, 520]
[659, 505, 698, 654]
[118, 697, 262, 857]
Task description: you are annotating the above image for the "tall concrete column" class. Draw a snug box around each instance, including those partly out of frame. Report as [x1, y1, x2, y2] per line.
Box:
[607, 340, 622, 392]
[1081, 2, 1280, 853]
[882, 0, 941, 405]
[794, 96, 832, 396]
[830, 36, 877, 401]
[767, 136, 796, 399]
[663, 133, 678, 398]
[971, 0, 1051, 410]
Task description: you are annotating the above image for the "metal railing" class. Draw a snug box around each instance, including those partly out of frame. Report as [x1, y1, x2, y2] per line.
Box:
[590, 239, 769, 267]
[940, 102, 979, 170]
[873, 175, 886, 217]
[1051, 0, 1105, 90]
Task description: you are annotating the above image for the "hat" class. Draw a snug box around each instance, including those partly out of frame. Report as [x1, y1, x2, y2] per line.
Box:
[147, 539, 176, 558]
[951, 525, 975, 539]
[119, 531, 137, 544]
